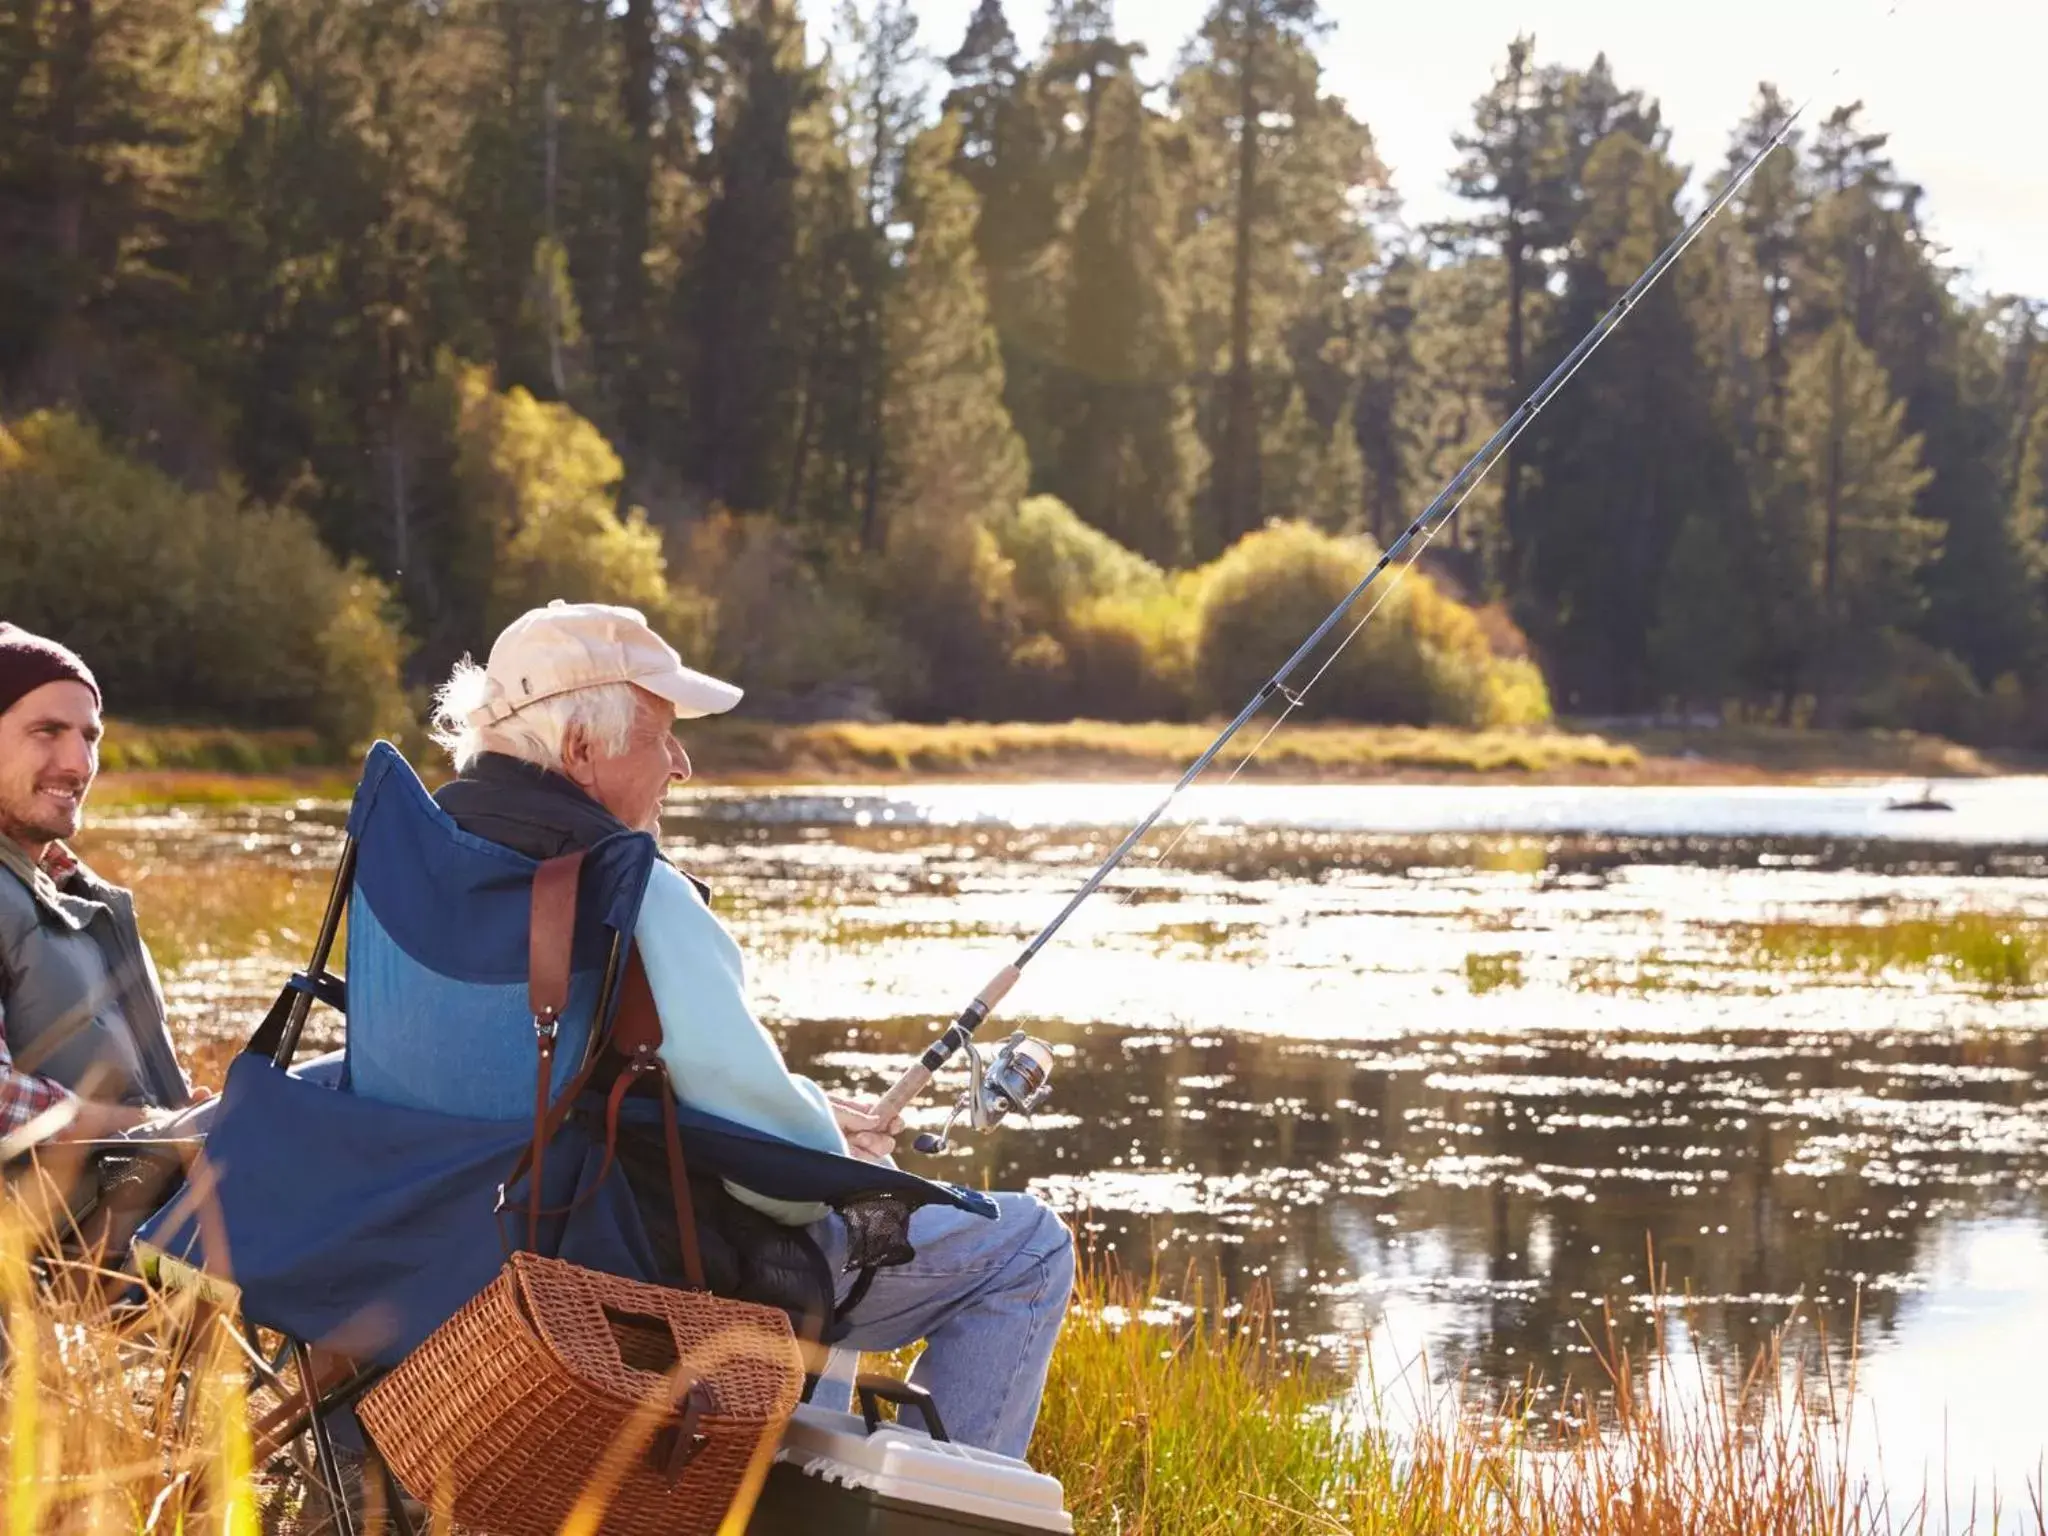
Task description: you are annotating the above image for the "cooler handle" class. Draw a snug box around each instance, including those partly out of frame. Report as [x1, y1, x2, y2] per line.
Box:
[853, 1373, 950, 1443]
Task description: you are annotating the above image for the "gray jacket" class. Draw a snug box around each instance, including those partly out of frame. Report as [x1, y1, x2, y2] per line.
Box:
[0, 835, 191, 1110]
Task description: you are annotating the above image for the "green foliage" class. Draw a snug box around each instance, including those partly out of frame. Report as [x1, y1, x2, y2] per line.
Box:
[1061, 588, 1202, 720]
[873, 117, 1034, 716]
[1049, 72, 1205, 564]
[877, 508, 1026, 719]
[680, 511, 910, 699]
[97, 724, 330, 775]
[1731, 910, 2044, 995]
[988, 494, 1167, 629]
[1465, 951, 1526, 993]
[0, 413, 410, 749]
[1193, 521, 1551, 727]
[442, 363, 685, 637]
[1775, 321, 1939, 716]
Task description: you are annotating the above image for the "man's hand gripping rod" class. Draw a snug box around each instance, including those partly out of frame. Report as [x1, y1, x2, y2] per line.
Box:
[874, 98, 1809, 1150]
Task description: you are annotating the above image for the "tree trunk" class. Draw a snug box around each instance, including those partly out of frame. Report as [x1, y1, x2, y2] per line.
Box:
[1500, 49, 1529, 584]
[1503, 224, 1525, 573]
[1817, 328, 1847, 724]
[616, 0, 657, 455]
[1220, 12, 1261, 547]
[44, 0, 95, 402]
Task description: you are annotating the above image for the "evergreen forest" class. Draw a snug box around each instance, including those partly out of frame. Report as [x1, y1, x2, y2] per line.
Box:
[3, 0, 2045, 747]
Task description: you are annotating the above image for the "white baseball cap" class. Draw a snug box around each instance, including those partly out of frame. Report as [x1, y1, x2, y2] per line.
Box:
[467, 600, 742, 726]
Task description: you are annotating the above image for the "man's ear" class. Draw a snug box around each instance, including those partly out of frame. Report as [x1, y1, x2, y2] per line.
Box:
[559, 724, 597, 788]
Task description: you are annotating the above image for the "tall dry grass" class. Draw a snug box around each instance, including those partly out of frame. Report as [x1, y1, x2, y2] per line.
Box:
[0, 1160, 274, 1534]
[3, 1183, 2043, 1535]
[1030, 1258, 2047, 1536]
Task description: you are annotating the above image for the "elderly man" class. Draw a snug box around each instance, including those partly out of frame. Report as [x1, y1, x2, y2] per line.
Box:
[425, 600, 1073, 1461]
[0, 625, 195, 1152]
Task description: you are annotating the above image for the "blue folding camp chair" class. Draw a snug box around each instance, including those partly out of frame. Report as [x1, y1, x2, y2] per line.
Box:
[136, 742, 995, 1533]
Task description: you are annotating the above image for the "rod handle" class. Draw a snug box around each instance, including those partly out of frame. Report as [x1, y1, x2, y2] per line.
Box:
[869, 1063, 926, 1127]
[870, 964, 1022, 1127]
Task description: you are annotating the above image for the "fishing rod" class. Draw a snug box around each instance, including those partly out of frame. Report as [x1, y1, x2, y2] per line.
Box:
[881, 92, 1815, 1155]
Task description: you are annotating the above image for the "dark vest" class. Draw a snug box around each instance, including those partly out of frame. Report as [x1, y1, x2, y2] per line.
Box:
[433, 754, 834, 1338]
[0, 835, 191, 1111]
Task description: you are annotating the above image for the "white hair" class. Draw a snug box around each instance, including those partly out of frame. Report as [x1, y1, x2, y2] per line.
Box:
[430, 658, 641, 774]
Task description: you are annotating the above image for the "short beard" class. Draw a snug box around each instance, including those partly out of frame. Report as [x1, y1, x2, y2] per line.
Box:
[0, 801, 79, 852]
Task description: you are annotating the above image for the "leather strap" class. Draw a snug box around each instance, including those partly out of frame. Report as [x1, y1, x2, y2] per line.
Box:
[607, 950, 703, 1288]
[524, 852, 586, 1247]
[595, 1043, 705, 1289]
[528, 852, 585, 1027]
[657, 1072, 705, 1290]
[509, 906, 707, 1291]
[612, 948, 661, 1058]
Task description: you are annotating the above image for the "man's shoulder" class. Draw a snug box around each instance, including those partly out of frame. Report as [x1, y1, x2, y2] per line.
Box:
[642, 858, 714, 912]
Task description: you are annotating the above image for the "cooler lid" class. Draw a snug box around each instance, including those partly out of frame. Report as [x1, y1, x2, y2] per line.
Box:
[776, 1403, 1073, 1533]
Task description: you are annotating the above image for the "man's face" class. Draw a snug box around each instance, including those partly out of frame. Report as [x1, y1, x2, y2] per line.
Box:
[564, 687, 691, 833]
[0, 681, 101, 853]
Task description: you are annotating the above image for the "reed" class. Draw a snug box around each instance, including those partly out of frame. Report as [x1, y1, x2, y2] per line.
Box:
[2, 1194, 2042, 1535]
[1729, 911, 2045, 993]
[1464, 951, 1526, 994]
[685, 719, 1643, 783]
[97, 722, 333, 776]
[68, 848, 334, 978]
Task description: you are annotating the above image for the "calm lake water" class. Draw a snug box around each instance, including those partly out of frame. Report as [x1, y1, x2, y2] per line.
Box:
[101, 777, 2048, 1513]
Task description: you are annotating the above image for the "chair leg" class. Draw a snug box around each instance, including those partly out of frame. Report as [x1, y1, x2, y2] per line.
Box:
[293, 1339, 359, 1536]
[362, 1442, 420, 1536]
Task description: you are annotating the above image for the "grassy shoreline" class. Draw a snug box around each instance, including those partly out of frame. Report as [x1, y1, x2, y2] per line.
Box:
[9, 1220, 2038, 1535]
[92, 717, 2039, 805]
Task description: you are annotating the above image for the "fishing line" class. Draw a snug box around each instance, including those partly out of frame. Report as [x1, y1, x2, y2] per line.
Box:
[878, 4, 1912, 1139]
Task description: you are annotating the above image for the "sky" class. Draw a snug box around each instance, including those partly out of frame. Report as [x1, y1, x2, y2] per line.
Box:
[907, 0, 2048, 302]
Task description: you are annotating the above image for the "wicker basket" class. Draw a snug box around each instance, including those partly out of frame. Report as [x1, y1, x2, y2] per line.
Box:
[357, 1251, 804, 1536]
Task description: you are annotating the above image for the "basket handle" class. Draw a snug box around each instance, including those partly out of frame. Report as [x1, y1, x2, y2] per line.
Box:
[650, 1380, 715, 1483]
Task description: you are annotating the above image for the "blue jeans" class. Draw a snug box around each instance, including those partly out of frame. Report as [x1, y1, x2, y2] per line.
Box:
[808, 1191, 1074, 1460]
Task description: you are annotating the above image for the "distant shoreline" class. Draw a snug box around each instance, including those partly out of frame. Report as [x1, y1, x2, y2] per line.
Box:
[89, 717, 2040, 806]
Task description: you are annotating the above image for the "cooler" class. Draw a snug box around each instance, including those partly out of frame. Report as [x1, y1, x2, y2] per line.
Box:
[746, 1386, 1073, 1535]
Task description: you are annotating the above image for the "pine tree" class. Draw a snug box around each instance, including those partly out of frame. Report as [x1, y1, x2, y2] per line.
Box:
[942, 0, 1022, 173]
[1520, 130, 1728, 711]
[829, 0, 925, 544]
[1777, 320, 1937, 715]
[1040, 0, 1144, 179]
[2013, 324, 2048, 577]
[0, 0, 222, 417]
[1171, 0, 1378, 555]
[687, 0, 821, 514]
[877, 117, 1031, 714]
[880, 117, 1028, 538]
[941, 0, 1063, 488]
[1395, 258, 1509, 571]
[1445, 36, 1572, 583]
[1351, 254, 1422, 548]
[202, 0, 476, 600]
[1049, 73, 1204, 564]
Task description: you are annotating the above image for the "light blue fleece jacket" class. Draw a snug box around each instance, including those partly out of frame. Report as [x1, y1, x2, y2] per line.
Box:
[635, 861, 846, 1224]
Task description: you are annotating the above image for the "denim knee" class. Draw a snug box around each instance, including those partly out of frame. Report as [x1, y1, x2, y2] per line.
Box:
[1023, 1194, 1076, 1310]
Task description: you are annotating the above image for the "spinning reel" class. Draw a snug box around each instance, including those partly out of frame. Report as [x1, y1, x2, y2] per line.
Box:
[910, 1032, 1055, 1154]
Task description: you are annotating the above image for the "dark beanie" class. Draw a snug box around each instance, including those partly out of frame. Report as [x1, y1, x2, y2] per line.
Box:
[0, 624, 101, 720]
